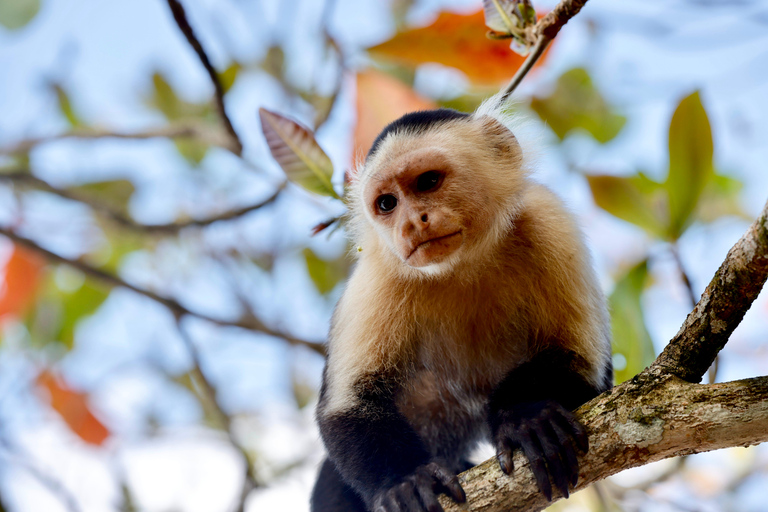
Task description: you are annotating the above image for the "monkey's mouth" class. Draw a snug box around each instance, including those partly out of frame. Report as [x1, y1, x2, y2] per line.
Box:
[407, 231, 462, 261]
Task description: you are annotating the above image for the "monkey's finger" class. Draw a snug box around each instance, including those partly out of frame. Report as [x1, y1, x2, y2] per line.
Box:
[518, 428, 553, 501]
[413, 473, 444, 512]
[554, 409, 589, 453]
[379, 491, 401, 512]
[398, 481, 427, 512]
[549, 419, 580, 487]
[495, 436, 515, 474]
[426, 464, 466, 503]
[537, 423, 570, 499]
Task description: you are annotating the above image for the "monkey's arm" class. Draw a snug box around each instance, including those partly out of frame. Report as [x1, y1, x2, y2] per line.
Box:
[317, 375, 466, 511]
[488, 347, 608, 501]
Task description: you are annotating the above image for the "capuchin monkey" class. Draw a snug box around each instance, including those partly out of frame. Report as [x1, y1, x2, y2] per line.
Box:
[311, 97, 613, 512]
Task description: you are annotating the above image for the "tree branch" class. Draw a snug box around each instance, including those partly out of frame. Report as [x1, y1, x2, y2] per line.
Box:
[441, 373, 768, 511]
[0, 170, 285, 234]
[653, 198, 768, 382]
[175, 320, 258, 511]
[498, 0, 591, 102]
[165, 0, 243, 155]
[0, 227, 326, 356]
[0, 123, 237, 156]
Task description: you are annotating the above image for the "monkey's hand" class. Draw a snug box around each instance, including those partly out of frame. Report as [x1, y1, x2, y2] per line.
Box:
[492, 400, 588, 500]
[371, 462, 466, 512]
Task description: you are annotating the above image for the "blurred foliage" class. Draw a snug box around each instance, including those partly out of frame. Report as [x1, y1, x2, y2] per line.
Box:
[52, 83, 84, 128]
[369, 10, 546, 85]
[530, 68, 626, 143]
[36, 370, 110, 445]
[608, 260, 655, 383]
[302, 248, 348, 295]
[29, 272, 110, 350]
[0, 0, 39, 30]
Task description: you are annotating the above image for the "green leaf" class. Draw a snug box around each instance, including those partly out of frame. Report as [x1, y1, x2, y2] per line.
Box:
[665, 91, 714, 239]
[217, 62, 242, 94]
[52, 84, 83, 128]
[174, 139, 208, 165]
[302, 248, 347, 295]
[146, 72, 213, 165]
[150, 72, 183, 120]
[0, 0, 40, 30]
[587, 174, 666, 237]
[57, 279, 110, 349]
[696, 173, 748, 223]
[260, 108, 339, 199]
[69, 179, 135, 216]
[292, 374, 314, 410]
[28, 272, 109, 350]
[261, 45, 285, 80]
[609, 260, 655, 384]
[530, 68, 626, 144]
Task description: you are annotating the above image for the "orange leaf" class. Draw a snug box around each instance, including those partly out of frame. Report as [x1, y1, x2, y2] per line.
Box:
[0, 244, 45, 320]
[368, 10, 548, 85]
[353, 69, 437, 161]
[36, 371, 110, 446]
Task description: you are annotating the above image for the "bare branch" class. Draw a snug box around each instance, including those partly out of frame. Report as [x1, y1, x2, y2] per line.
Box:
[0, 123, 237, 156]
[653, 197, 768, 382]
[175, 320, 258, 511]
[498, 0, 591, 101]
[441, 373, 768, 512]
[165, 0, 243, 155]
[0, 437, 82, 512]
[0, 171, 285, 234]
[0, 227, 326, 356]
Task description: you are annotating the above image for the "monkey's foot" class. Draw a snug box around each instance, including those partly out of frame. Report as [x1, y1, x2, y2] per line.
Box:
[372, 462, 465, 512]
[493, 400, 588, 500]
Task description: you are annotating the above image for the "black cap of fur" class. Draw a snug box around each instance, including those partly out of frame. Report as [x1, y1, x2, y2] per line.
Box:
[366, 108, 470, 161]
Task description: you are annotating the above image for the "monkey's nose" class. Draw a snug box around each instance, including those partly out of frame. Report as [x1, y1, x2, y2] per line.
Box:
[420, 213, 428, 223]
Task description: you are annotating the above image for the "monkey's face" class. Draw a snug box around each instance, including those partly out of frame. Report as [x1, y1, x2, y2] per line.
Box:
[362, 147, 492, 271]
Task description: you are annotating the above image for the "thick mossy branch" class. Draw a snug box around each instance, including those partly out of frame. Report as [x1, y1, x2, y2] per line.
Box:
[441, 374, 768, 512]
[653, 198, 768, 382]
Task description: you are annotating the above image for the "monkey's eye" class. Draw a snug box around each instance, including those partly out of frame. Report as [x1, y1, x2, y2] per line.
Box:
[416, 171, 443, 192]
[376, 194, 398, 213]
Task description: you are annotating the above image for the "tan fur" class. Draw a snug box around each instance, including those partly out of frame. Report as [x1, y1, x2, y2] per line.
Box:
[321, 109, 610, 418]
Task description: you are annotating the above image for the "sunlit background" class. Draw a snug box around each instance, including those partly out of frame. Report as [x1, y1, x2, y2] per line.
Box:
[1, 0, 768, 511]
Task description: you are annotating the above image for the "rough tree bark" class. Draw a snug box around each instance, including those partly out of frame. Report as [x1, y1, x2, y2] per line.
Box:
[438, 198, 768, 512]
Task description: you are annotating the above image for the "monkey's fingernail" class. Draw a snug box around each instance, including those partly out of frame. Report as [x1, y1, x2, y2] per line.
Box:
[498, 452, 513, 474]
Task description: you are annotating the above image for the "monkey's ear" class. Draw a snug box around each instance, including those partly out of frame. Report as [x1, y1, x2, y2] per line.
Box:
[478, 115, 522, 158]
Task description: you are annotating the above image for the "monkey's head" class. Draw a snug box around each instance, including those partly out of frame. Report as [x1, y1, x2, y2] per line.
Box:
[349, 106, 528, 276]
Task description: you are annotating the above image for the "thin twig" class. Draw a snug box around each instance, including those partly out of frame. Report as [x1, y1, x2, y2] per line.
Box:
[0, 437, 82, 512]
[670, 243, 719, 384]
[497, 0, 592, 103]
[0, 170, 285, 234]
[497, 35, 552, 105]
[175, 319, 258, 510]
[0, 226, 326, 355]
[314, 0, 344, 129]
[0, 123, 236, 156]
[670, 243, 698, 307]
[165, 0, 243, 155]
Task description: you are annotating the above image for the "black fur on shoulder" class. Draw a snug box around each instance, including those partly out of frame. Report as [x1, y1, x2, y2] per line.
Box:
[366, 108, 470, 161]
